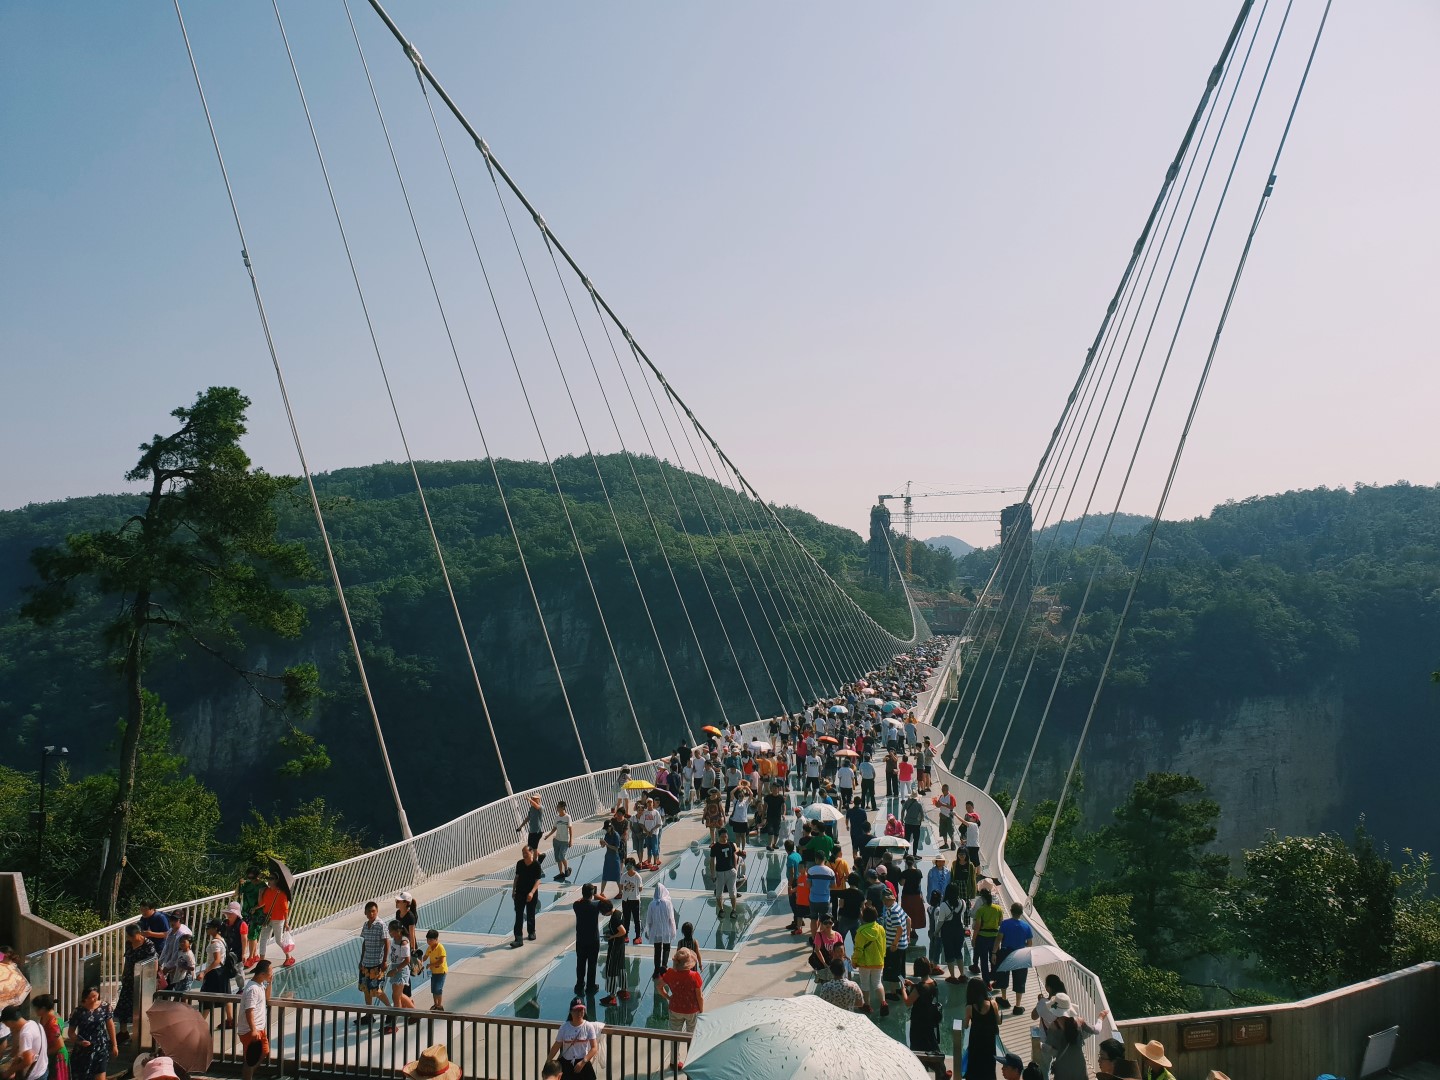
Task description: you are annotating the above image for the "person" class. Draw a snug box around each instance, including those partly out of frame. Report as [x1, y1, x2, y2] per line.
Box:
[67, 987, 116, 1080]
[0, 1004, 47, 1080]
[710, 828, 739, 919]
[171, 932, 197, 994]
[813, 956, 863, 1011]
[898, 975, 943, 1062]
[571, 884, 614, 996]
[597, 816, 623, 900]
[236, 868, 265, 966]
[964, 802, 983, 867]
[638, 798, 664, 869]
[809, 912, 845, 980]
[218, 903, 247, 992]
[158, 909, 192, 990]
[115, 924, 155, 1043]
[1131, 1040, 1174, 1080]
[657, 946, 704, 1032]
[386, 921, 417, 1029]
[851, 902, 887, 1015]
[933, 785, 958, 850]
[619, 857, 645, 945]
[237, 959, 272, 1080]
[545, 801, 574, 883]
[548, 998, 601, 1079]
[422, 929, 447, 1011]
[645, 884, 677, 980]
[357, 900, 391, 1022]
[394, 892, 420, 956]
[962, 976, 1000, 1080]
[255, 875, 293, 967]
[600, 910, 629, 1006]
[971, 888, 1002, 984]
[512, 846, 545, 948]
[806, 861, 836, 936]
[29, 994, 62, 1080]
[994, 902, 1034, 1013]
[1046, 994, 1100, 1080]
[675, 921, 701, 968]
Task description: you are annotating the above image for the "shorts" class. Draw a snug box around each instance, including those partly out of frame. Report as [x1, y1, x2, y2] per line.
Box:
[552, 840, 571, 863]
[240, 1030, 269, 1067]
[714, 869, 738, 899]
[429, 972, 447, 998]
[856, 967, 883, 994]
[667, 1011, 697, 1033]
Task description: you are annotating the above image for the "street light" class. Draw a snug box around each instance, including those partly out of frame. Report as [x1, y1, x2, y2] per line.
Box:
[33, 744, 69, 910]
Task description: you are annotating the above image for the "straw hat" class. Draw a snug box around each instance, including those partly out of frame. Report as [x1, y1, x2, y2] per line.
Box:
[1134, 1040, 1172, 1069]
[402, 1045, 460, 1080]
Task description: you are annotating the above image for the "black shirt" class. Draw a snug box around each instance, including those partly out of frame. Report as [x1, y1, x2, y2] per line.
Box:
[710, 841, 738, 873]
[514, 859, 544, 899]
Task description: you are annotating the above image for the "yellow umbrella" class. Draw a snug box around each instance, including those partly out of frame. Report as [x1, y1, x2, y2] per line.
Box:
[622, 779, 656, 790]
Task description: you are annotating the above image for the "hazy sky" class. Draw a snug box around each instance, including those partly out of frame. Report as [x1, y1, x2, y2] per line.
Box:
[3, 2, 1436, 548]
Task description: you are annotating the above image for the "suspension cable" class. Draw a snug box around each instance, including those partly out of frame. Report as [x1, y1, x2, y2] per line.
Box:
[171, 0, 412, 839]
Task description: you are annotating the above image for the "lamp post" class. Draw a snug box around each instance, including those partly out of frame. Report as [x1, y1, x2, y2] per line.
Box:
[33, 744, 68, 910]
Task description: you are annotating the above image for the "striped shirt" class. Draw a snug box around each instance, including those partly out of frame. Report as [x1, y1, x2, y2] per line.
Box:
[881, 902, 911, 950]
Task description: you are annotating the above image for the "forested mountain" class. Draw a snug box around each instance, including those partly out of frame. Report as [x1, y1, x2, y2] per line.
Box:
[0, 455, 916, 841]
[958, 483, 1440, 860]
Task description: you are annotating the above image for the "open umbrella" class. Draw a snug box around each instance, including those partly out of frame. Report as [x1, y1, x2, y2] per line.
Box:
[801, 803, 845, 824]
[148, 998, 214, 1073]
[267, 856, 296, 899]
[702, 725, 723, 737]
[0, 961, 30, 1009]
[685, 995, 928, 1080]
[862, 835, 911, 853]
[622, 779, 656, 790]
[994, 943, 1074, 973]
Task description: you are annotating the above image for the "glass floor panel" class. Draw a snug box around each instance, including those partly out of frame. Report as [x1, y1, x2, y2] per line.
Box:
[492, 953, 728, 1028]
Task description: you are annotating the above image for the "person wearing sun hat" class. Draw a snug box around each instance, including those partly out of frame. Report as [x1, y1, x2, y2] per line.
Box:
[1133, 1039, 1175, 1080]
[548, 997, 601, 1079]
[402, 1044, 461, 1080]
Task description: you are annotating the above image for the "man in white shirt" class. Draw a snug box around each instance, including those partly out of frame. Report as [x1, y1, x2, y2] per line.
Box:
[0, 1006, 47, 1080]
[238, 958, 273, 1080]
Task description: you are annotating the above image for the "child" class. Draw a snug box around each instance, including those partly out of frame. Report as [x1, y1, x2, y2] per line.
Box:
[600, 910, 629, 1006]
[423, 929, 447, 1012]
[676, 921, 701, 968]
[620, 858, 644, 946]
[384, 920, 415, 1032]
[172, 934, 197, 994]
[236, 868, 264, 967]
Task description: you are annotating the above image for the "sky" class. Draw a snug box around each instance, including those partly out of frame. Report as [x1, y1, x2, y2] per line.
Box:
[2, 1, 1436, 548]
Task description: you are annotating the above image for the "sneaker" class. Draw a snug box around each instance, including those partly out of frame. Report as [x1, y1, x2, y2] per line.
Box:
[282, 957, 297, 968]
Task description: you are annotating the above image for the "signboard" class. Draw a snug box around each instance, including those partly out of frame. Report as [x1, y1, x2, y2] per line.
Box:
[1230, 1015, 1271, 1046]
[1179, 1020, 1222, 1051]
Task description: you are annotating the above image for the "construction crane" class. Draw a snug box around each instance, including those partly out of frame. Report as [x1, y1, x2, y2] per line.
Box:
[876, 482, 1034, 578]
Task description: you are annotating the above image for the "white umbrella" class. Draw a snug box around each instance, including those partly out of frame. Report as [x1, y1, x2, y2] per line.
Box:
[801, 803, 845, 824]
[684, 995, 929, 1080]
[994, 943, 1074, 972]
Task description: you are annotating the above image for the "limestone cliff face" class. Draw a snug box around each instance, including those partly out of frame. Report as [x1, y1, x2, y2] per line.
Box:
[1082, 689, 1347, 858]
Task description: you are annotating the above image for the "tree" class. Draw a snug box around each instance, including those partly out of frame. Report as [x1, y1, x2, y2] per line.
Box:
[22, 387, 318, 920]
[1233, 824, 1402, 995]
[1101, 772, 1228, 967]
